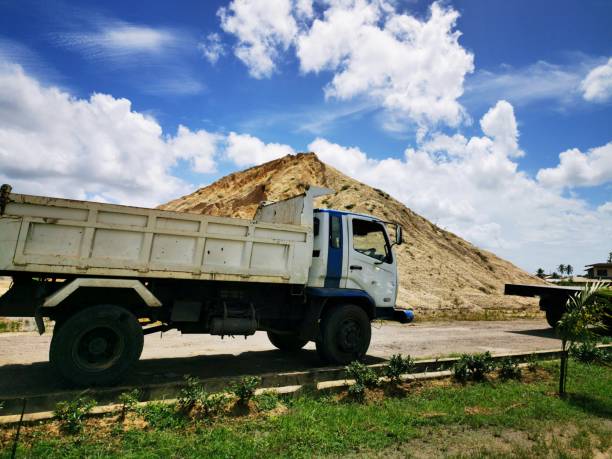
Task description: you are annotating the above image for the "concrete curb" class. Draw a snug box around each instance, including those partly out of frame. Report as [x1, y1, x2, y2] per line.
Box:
[0, 345, 609, 424]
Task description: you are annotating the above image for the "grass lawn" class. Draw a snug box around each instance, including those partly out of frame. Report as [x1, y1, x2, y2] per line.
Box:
[1, 361, 610, 458]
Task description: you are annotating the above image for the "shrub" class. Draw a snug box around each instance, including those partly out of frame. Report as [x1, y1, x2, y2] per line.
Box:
[231, 376, 261, 406]
[178, 375, 205, 412]
[255, 392, 279, 411]
[498, 358, 522, 380]
[346, 361, 379, 388]
[452, 352, 495, 382]
[200, 392, 229, 418]
[526, 354, 539, 372]
[139, 402, 184, 430]
[54, 397, 96, 434]
[384, 354, 415, 385]
[346, 361, 379, 402]
[118, 389, 141, 421]
[347, 382, 367, 402]
[571, 341, 611, 364]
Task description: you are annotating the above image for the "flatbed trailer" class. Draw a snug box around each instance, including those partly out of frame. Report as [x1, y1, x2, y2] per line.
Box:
[504, 283, 582, 327]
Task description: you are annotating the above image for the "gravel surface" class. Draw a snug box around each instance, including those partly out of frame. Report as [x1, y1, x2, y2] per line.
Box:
[0, 319, 559, 397]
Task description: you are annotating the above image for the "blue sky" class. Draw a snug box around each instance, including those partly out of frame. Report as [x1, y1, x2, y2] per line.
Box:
[0, 0, 611, 274]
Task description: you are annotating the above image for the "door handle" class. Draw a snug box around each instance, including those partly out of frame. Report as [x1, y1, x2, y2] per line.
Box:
[350, 265, 363, 270]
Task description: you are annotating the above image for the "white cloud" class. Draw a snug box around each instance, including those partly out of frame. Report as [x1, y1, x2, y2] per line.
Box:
[224, 132, 296, 166]
[198, 33, 226, 64]
[580, 58, 612, 102]
[297, 1, 474, 128]
[598, 202, 612, 214]
[219, 0, 298, 78]
[479, 100, 523, 157]
[464, 60, 585, 108]
[218, 0, 473, 130]
[57, 23, 181, 59]
[306, 101, 612, 273]
[0, 62, 219, 207]
[537, 142, 612, 189]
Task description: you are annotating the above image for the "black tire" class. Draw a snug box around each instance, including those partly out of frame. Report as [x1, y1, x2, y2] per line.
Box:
[267, 331, 308, 352]
[545, 308, 563, 328]
[49, 305, 144, 387]
[318, 304, 371, 364]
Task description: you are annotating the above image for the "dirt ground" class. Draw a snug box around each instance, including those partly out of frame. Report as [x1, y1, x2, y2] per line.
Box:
[0, 318, 561, 398]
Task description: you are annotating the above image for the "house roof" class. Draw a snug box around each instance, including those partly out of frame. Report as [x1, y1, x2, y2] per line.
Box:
[585, 263, 612, 268]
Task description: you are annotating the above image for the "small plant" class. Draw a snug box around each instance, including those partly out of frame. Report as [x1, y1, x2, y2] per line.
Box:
[139, 402, 184, 430]
[498, 358, 522, 380]
[571, 341, 611, 364]
[557, 281, 609, 396]
[452, 352, 495, 382]
[231, 376, 261, 406]
[526, 354, 539, 372]
[118, 389, 141, 421]
[54, 397, 96, 434]
[255, 392, 279, 411]
[340, 184, 350, 191]
[346, 361, 379, 402]
[200, 392, 229, 418]
[178, 375, 205, 412]
[384, 354, 415, 385]
[344, 204, 355, 210]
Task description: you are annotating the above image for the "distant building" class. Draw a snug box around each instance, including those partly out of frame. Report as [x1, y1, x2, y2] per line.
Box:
[585, 263, 612, 279]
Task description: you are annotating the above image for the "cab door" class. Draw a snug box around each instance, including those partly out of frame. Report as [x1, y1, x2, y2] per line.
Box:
[345, 216, 397, 307]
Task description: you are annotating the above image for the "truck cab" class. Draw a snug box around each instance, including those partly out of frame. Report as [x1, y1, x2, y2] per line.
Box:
[309, 210, 398, 313]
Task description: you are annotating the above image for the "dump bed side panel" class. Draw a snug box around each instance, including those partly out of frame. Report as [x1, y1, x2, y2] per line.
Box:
[0, 193, 312, 284]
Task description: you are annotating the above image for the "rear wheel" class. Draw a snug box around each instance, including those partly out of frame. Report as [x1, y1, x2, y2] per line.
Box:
[267, 331, 308, 352]
[545, 308, 563, 328]
[317, 304, 371, 364]
[49, 305, 143, 387]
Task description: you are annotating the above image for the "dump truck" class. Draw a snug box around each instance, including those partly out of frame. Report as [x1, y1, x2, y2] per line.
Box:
[0, 184, 410, 386]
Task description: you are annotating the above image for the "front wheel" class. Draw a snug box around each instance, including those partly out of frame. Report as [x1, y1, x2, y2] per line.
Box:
[267, 331, 308, 352]
[49, 305, 143, 387]
[317, 304, 371, 364]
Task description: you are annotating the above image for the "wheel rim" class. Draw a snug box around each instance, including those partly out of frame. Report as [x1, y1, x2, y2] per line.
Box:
[72, 326, 125, 372]
[336, 318, 363, 353]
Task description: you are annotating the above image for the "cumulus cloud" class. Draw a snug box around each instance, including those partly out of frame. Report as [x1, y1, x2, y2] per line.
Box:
[297, 1, 473, 128]
[218, 0, 473, 129]
[580, 58, 612, 102]
[305, 101, 611, 272]
[224, 132, 296, 166]
[537, 142, 612, 189]
[219, 0, 298, 78]
[0, 63, 219, 206]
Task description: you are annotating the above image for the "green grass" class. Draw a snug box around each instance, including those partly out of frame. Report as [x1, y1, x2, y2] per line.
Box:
[2, 362, 610, 458]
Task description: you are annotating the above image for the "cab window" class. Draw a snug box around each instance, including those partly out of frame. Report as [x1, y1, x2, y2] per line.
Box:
[352, 219, 391, 263]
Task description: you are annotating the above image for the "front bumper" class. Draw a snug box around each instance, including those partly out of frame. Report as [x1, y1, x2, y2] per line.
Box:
[375, 307, 414, 323]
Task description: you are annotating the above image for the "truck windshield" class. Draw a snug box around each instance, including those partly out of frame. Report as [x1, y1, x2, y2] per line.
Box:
[352, 219, 390, 263]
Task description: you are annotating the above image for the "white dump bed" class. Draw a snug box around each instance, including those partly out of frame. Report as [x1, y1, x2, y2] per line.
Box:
[0, 186, 330, 285]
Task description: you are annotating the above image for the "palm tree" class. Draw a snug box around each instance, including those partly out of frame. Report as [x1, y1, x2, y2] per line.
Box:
[558, 264, 566, 277]
[566, 264, 573, 277]
[608, 252, 612, 263]
[536, 268, 545, 278]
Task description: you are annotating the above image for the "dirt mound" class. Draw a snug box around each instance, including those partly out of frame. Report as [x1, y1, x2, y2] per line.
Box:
[160, 153, 543, 318]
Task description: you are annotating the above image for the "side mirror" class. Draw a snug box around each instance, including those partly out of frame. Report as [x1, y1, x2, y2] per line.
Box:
[395, 224, 403, 245]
